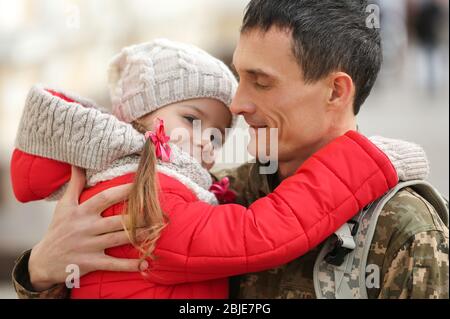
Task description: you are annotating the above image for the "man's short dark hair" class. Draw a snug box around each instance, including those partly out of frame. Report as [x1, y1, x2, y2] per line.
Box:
[241, 0, 382, 115]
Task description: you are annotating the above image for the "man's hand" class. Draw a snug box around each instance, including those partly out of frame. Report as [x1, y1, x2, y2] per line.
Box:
[29, 166, 148, 291]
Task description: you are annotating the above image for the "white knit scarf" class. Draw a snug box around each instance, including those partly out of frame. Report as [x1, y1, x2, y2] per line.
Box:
[86, 144, 218, 205]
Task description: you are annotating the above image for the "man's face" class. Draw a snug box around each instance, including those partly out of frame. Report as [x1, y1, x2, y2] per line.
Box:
[231, 27, 335, 163]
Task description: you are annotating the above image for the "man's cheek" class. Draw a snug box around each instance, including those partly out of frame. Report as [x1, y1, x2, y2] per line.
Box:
[247, 128, 277, 161]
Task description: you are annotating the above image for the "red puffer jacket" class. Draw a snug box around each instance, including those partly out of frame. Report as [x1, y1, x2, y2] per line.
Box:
[11, 130, 397, 298]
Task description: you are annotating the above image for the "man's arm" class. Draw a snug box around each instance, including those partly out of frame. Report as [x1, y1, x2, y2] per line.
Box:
[378, 230, 448, 299]
[368, 188, 449, 299]
[12, 250, 69, 299]
[11, 167, 146, 299]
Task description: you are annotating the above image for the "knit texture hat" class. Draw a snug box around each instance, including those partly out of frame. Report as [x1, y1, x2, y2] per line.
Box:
[108, 38, 238, 124]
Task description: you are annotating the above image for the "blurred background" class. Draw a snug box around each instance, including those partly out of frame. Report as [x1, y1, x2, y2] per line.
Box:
[0, 0, 448, 298]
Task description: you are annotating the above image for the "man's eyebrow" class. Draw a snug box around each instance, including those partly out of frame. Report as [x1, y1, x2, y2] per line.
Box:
[246, 68, 275, 78]
[231, 63, 276, 79]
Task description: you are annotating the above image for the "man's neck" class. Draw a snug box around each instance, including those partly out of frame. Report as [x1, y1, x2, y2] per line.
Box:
[277, 122, 357, 181]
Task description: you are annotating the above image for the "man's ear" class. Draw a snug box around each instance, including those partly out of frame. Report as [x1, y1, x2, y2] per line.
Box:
[327, 72, 355, 112]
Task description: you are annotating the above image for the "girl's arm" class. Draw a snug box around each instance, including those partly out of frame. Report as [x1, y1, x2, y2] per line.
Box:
[10, 149, 71, 202]
[11, 85, 143, 202]
[143, 131, 398, 284]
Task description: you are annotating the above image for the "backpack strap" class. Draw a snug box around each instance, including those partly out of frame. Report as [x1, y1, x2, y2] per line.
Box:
[334, 223, 357, 250]
[409, 182, 448, 226]
[313, 180, 449, 299]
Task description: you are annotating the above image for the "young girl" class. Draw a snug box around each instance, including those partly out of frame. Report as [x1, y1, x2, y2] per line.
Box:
[11, 39, 418, 299]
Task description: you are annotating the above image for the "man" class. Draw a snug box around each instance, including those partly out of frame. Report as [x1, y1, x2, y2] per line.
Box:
[12, 0, 448, 298]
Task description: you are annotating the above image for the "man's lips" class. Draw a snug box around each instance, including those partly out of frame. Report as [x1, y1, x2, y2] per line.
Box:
[244, 117, 267, 129]
[246, 121, 268, 129]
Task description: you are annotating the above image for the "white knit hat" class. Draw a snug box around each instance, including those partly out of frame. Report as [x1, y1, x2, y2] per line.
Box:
[108, 38, 238, 124]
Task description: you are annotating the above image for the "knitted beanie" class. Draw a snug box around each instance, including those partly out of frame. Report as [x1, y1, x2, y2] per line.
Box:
[108, 38, 238, 124]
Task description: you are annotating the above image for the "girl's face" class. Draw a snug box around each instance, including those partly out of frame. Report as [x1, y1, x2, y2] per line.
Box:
[137, 98, 232, 170]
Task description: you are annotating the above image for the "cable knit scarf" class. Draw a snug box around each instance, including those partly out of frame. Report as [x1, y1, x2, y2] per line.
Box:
[86, 145, 218, 205]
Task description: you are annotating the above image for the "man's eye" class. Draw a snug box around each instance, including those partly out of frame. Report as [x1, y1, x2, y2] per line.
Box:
[254, 82, 270, 90]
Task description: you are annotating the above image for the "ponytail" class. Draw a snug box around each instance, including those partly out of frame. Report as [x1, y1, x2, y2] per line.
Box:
[123, 122, 167, 262]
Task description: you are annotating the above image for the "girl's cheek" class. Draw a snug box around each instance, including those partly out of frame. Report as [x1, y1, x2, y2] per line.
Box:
[174, 139, 191, 152]
[173, 139, 197, 160]
[169, 123, 192, 144]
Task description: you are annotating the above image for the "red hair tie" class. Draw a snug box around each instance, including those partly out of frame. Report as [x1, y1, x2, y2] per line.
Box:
[144, 118, 171, 162]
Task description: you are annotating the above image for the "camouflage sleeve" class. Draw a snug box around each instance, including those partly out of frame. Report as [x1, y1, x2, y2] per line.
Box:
[379, 230, 449, 299]
[12, 250, 70, 299]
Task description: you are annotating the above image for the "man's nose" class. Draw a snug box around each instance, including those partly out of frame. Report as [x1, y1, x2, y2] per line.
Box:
[230, 90, 257, 115]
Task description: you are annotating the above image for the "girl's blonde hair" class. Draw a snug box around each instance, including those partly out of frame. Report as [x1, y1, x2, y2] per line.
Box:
[123, 121, 167, 263]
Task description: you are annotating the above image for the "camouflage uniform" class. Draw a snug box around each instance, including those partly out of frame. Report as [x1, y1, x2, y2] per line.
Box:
[12, 250, 70, 299]
[216, 163, 449, 299]
[11, 162, 449, 299]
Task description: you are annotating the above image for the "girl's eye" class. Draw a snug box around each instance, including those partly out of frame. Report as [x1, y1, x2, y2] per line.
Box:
[183, 115, 197, 124]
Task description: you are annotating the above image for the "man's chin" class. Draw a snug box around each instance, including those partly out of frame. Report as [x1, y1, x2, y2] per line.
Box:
[247, 140, 274, 162]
